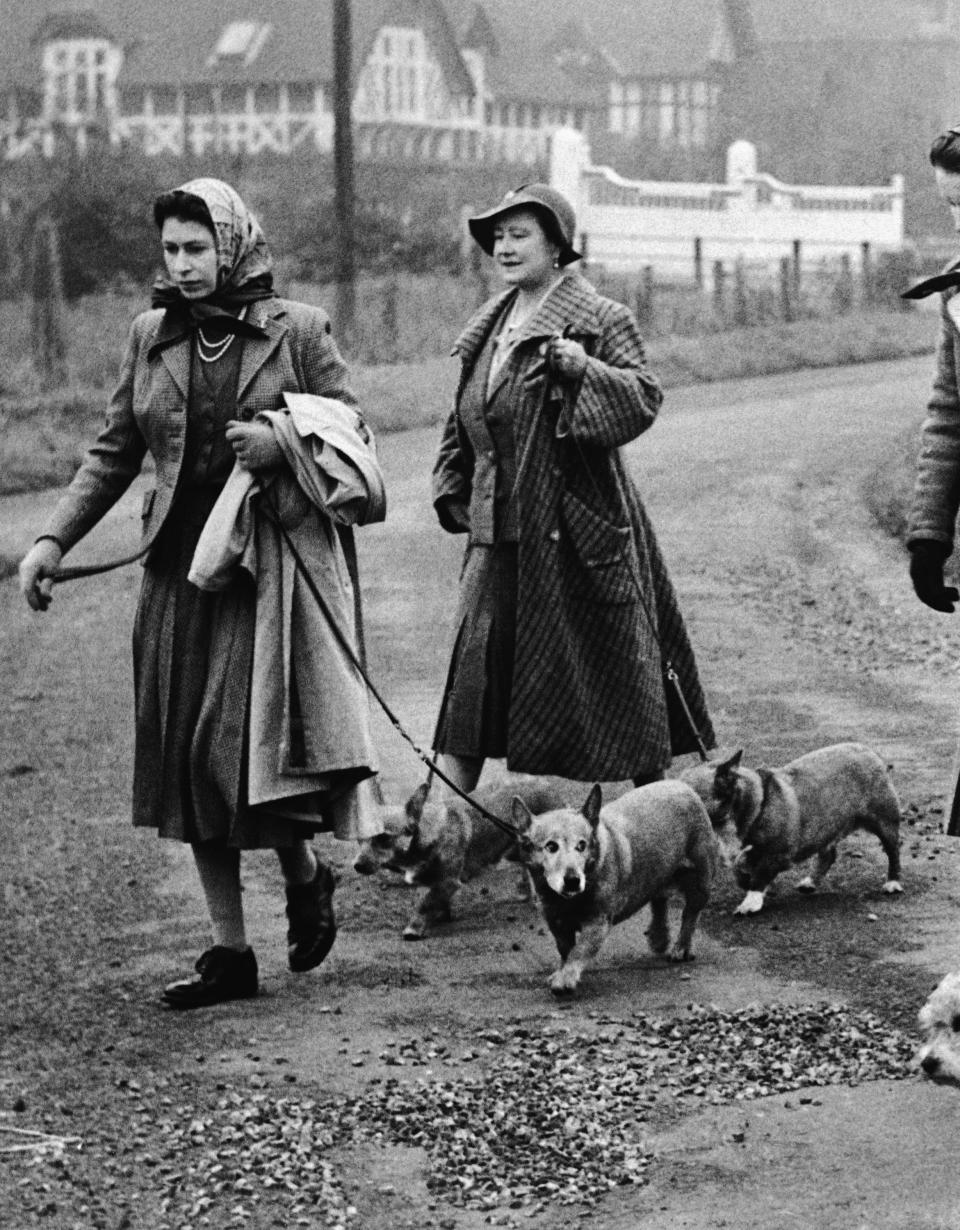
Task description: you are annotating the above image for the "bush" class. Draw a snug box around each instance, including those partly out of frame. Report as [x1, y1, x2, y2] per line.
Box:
[1, 147, 167, 300]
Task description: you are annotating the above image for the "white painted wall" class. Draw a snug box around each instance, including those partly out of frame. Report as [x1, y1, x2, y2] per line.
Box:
[550, 128, 904, 284]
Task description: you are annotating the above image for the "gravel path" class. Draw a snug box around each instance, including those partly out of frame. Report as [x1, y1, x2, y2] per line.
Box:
[4, 356, 960, 1229]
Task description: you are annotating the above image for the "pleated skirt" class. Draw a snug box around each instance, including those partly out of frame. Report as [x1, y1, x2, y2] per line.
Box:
[131, 492, 322, 849]
[433, 542, 517, 761]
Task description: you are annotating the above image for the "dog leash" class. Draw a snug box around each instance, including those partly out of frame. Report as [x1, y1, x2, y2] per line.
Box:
[546, 330, 710, 761]
[51, 546, 150, 583]
[260, 495, 524, 839]
[43, 491, 521, 837]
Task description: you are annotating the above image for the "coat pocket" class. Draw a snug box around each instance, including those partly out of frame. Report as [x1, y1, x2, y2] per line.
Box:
[559, 489, 637, 605]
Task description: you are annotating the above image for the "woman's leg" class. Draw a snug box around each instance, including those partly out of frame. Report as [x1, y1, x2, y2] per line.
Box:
[162, 843, 258, 1009]
[278, 839, 337, 973]
[437, 752, 484, 796]
[192, 844, 248, 949]
[276, 840, 318, 886]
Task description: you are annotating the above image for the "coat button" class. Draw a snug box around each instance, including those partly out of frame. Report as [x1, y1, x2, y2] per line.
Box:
[548, 529, 560, 542]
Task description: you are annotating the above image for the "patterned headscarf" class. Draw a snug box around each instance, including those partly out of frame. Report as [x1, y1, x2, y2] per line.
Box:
[175, 177, 273, 293]
[151, 177, 274, 328]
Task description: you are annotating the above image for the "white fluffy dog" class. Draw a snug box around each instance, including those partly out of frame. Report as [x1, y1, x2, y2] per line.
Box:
[917, 973, 960, 1084]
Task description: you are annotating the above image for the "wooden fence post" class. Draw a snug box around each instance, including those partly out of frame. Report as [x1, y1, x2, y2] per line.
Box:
[733, 255, 749, 326]
[834, 253, 854, 314]
[693, 237, 703, 289]
[712, 260, 726, 320]
[861, 241, 874, 305]
[30, 213, 68, 390]
[791, 239, 802, 310]
[382, 273, 401, 363]
[779, 256, 793, 322]
[634, 265, 655, 333]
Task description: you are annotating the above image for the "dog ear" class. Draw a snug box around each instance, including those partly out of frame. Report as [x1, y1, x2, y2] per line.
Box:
[511, 796, 535, 834]
[582, 784, 602, 826]
[718, 750, 743, 774]
[404, 781, 431, 824]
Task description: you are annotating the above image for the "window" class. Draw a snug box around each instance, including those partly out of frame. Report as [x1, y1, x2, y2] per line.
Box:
[358, 25, 454, 121]
[609, 76, 717, 148]
[208, 21, 271, 66]
[42, 38, 119, 121]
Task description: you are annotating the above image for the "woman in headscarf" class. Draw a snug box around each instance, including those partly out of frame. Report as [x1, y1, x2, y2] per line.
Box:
[432, 183, 714, 793]
[18, 179, 384, 1008]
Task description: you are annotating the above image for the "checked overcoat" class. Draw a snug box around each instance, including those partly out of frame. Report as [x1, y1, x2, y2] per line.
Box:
[432, 272, 715, 781]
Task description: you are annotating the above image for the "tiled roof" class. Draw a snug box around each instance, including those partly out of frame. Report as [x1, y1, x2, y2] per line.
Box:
[445, 0, 734, 91]
[0, 0, 953, 101]
[0, 0, 472, 91]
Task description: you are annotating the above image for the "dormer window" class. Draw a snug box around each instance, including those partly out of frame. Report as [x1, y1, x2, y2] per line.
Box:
[208, 21, 272, 66]
[359, 26, 433, 119]
[42, 37, 120, 121]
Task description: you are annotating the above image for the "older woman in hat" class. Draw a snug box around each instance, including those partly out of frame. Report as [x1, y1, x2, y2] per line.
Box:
[431, 183, 715, 794]
[18, 178, 383, 1008]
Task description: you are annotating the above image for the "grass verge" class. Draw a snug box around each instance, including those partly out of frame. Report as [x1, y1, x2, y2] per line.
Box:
[1, 308, 937, 504]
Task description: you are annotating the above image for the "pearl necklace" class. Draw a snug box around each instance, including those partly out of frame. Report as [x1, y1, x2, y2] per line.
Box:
[196, 306, 247, 364]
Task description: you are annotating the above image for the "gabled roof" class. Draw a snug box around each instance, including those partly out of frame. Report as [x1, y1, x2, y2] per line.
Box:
[445, 0, 741, 94]
[0, 0, 474, 92]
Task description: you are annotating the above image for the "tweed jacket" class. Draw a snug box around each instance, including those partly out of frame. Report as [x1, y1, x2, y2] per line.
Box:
[41, 297, 353, 555]
[433, 272, 715, 781]
[908, 282, 960, 551]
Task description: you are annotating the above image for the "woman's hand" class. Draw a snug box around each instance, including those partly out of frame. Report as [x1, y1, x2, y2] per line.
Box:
[547, 335, 588, 381]
[19, 538, 63, 611]
[225, 420, 284, 473]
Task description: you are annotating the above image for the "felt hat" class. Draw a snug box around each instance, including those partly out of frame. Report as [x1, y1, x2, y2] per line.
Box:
[468, 183, 581, 266]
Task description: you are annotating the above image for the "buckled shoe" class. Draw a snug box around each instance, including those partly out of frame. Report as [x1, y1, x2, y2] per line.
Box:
[162, 945, 258, 1009]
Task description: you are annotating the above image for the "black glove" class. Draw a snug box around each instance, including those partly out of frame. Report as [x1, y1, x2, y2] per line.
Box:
[434, 495, 470, 535]
[909, 540, 959, 613]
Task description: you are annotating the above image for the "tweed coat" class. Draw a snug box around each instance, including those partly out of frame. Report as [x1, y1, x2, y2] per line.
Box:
[908, 281, 960, 551]
[433, 272, 715, 781]
[42, 297, 353, 556]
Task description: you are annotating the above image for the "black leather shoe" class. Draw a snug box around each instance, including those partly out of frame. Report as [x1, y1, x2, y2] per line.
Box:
[286, 860, 337, 972]
[162, 946, 258, 1009]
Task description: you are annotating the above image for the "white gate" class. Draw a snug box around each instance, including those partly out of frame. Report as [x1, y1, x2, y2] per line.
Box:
[549, 128, 904, 284]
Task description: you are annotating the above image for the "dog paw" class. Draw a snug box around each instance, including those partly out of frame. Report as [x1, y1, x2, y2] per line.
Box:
[733, 890, 766, 915]
[667, 945, 695, 963]
[402, 923, 427, 941]
[796, 876, 817, 894]
[549, 968, 581, 996]
[882, 879, 904, 895]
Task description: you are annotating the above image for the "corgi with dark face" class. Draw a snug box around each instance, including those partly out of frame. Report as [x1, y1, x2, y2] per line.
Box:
[513, 780, 718, 996]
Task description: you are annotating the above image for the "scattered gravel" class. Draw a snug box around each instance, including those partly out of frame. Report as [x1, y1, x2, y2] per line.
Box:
[115, 1002, 916, 1226]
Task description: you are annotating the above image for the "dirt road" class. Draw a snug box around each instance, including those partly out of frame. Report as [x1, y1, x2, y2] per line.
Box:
[4, 354, 960, 1229]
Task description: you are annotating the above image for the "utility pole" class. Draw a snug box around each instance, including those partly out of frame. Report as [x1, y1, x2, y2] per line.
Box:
[332, 0, 356, 342]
